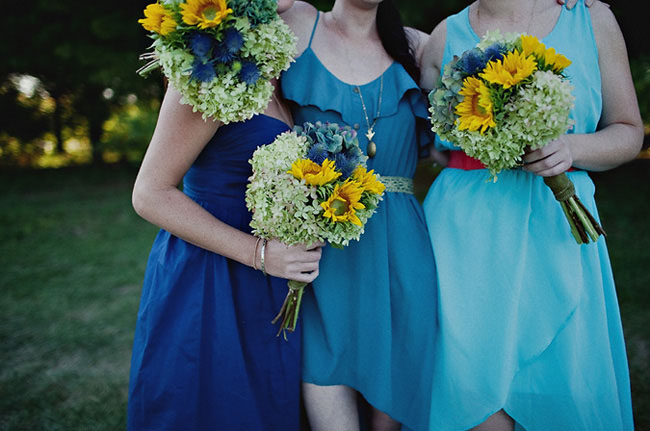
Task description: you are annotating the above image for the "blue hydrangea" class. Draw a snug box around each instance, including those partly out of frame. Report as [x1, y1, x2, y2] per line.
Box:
[239, 61, 260, 85]
[188, 32, 214, 61]
[306, 143, 330, 165]
[190, 60, 216, 82]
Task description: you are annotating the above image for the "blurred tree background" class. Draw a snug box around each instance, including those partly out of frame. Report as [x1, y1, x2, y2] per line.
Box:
[0, 1, 648, 430]
[0, 0, 647, 167]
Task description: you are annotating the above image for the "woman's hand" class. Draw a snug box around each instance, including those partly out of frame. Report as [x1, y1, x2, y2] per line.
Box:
[263, 240, 325, 283]
[522, 136, 573, 177]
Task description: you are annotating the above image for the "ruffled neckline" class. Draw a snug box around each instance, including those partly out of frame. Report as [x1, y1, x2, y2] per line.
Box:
[282, 47, 429, 127]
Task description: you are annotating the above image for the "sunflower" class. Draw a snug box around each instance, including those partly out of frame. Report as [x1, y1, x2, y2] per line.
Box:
[320, 181, 366, 226]
[181, 0, 233, 30]
[455, 76, 496, 133]
[288, 159, 341, 186]
[479, 50, 537, 89]
[139, 3, 176, 36]
[351, 166, 385, 195]
[520, 34, 571, 72]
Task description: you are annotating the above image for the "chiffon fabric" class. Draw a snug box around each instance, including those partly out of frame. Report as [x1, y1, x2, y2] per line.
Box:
[127, 116, 303, 431]
[422, 2, 633, 430]
[281, 12, 438, 431]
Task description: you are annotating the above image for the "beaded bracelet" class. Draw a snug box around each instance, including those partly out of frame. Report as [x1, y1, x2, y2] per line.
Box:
[260, 239, 268, 276]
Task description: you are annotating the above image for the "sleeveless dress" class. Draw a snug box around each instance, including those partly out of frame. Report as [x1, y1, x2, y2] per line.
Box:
[281, 13, 438, 431]
[127, 116, 302, 431]
[422, 2, 634, 430]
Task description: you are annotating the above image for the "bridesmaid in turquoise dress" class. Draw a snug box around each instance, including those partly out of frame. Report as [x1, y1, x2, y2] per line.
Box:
[419, 0, 643, 429]
[127, 3, 323, 429]
[280, 2, 437, 430]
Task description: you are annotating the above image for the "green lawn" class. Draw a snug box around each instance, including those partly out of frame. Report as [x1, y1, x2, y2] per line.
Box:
[0, 161, 648, 430]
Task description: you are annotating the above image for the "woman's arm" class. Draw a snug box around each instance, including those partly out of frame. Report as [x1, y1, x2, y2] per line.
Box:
[132, 87, 322, 282]
[524, 2, 643, 175]
[280, 1, 319, 57]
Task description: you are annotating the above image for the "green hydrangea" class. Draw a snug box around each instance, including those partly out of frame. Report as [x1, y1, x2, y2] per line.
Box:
[139, 3, 296, 124]
[428, 32, 575, 179]
[246, 127, 383, 248]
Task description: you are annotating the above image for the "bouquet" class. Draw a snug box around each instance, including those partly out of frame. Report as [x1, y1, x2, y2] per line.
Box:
[429, 31, 605, 244]
[137, 0, 296, 123]
[245, 122, 386, 337]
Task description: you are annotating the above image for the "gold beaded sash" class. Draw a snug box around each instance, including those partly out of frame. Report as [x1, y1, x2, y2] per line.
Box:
[380, 176, 414, 194]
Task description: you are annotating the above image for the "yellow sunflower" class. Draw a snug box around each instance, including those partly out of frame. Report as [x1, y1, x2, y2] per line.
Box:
[455, 76, 496, 133]
[520, 34, 571, 72]
[139, 3, 177, 36]
[288, 159, 342, 186]
[321, 181, 366, 226]
[181, 0, 233, 30]
[479, 50, 537, 89]
[351, 166, 385, 195]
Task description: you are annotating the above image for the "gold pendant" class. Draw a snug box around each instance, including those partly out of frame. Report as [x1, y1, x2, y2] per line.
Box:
[366, 128, 376, 158]
[367, 141, 377, 158]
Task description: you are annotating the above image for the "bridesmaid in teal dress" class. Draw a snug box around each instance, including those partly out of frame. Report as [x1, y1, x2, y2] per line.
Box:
[419, 0, 643, 429]
[280, 1, 437, 430]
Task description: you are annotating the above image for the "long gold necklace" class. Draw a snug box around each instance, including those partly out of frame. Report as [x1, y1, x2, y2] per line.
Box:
[330, 12, 384, 158]
[356, 76, 383, 158]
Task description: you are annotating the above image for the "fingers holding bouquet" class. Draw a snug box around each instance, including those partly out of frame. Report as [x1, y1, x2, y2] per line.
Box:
[523, 136, 574, 177]
[263, 240, 324, 284]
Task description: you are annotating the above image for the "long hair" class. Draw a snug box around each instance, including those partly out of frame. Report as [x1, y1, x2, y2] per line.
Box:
[376, 0, 420, 83]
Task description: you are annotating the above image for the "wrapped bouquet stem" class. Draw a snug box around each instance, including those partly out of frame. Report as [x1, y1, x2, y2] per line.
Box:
[429, 30, 605, 245]
[271, 280, 307, 335]
[246, 122, 385, 338]
[544, 174, 606, 243]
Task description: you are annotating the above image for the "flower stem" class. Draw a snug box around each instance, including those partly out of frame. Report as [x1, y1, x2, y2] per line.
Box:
[271, 280, 308, 340]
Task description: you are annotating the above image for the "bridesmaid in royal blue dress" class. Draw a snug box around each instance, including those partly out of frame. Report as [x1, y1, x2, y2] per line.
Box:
[280, 2, 438, 430]
[419, 0, 643, 429]
[126, 3, 323, 429]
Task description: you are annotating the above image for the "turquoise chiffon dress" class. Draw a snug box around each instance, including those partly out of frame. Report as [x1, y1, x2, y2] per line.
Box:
[127, 116, 302, 431]
[281, 12, 438, 431]
[422, 2, 634, 430]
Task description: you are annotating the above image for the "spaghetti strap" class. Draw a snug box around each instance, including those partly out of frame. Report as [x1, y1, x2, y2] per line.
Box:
[307, 11, 320, 48]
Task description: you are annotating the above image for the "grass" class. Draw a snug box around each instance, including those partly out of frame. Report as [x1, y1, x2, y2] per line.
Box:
[0, 161, 648, 430]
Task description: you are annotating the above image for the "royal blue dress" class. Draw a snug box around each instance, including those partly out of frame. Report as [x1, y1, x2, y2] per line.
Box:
[127, 115, 302, 431]
[281, 13, 438, 431]
[422, 2, 634, 430]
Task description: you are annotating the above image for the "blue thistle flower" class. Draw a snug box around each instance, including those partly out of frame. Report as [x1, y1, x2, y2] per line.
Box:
[191, 60, 216, 83]
[188, 32, 214, 61]
[239, 61, 260, 85]
[213, 43, 237, 64]
[223, 28, 244, 54]
[334, 152, 357, 180]
[484, 43, 505, 63]
[306, 143, 330, 165]
[457, 48, 487, 76]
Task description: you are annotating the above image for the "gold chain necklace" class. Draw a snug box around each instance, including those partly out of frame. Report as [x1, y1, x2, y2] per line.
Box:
[476, 0, 539, 36]
[330, 12, 384, 158]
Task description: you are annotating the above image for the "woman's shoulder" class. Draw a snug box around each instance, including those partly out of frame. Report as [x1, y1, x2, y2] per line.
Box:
[280, 1, 319, 55]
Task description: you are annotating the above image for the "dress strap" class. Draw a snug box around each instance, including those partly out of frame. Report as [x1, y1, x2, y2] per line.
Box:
[307, 12, 320, 48]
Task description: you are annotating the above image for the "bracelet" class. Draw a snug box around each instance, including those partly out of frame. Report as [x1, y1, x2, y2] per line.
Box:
[260, 239, 268, 276]
[252, 237, 262, 270]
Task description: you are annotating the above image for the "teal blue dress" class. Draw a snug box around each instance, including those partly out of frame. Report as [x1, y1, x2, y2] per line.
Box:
[422, 2, 633, 430]
[281, 13, 437, 431]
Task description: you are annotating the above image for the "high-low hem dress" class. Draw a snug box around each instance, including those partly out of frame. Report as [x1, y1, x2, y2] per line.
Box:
[127, 116, 302, 431]
[281, 12, 438, 431]
[422, 2, 633, 430]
